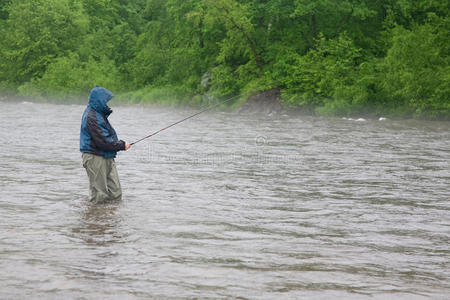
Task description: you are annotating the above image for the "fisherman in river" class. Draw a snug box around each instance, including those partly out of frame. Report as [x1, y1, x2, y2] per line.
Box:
[80, 87, 130, 203]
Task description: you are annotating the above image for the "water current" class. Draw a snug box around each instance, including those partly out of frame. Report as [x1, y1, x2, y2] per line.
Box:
[0, 101, 449, 299]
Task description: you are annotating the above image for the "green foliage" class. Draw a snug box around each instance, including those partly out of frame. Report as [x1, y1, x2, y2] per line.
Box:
[18, 53, 122, 100]
[120, 85, 190, 105]
[0, 0, 11, 20]
[0, 0, 448, 119]
[380, 15, 450, 119]
[281, 34, 369, 114]
[131, 0, 217, 92]
[0, 0, 88, 85]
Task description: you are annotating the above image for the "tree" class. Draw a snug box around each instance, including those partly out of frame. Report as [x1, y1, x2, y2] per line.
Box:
[0, 0, 88, 86]
[204, 0, 264, 73]
[381, 15, 450, 118]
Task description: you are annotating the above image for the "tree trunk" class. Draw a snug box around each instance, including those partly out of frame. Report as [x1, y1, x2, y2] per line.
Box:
[220, 3, 264, 73]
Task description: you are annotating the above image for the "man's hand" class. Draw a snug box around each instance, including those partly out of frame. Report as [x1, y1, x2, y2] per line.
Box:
[125, 142, 131, 150]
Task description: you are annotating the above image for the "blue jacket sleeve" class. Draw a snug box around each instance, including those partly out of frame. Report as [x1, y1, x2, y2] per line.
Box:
[86, 112, 125, 152]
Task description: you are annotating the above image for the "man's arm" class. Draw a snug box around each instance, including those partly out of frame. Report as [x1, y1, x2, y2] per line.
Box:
[86, 112, 127, 152]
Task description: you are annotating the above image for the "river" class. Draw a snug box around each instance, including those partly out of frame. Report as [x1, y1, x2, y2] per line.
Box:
[0, 101, 449, 299]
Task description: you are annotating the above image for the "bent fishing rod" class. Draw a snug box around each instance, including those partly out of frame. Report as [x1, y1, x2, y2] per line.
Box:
[130, 94, 241, 146]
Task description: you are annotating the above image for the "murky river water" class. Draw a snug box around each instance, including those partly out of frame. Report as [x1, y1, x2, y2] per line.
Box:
[0, 101, 449, 299]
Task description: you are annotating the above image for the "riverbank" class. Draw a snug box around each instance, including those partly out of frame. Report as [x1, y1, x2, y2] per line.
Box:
[117, 87, 450, 121]
[1, 87, 449, 121]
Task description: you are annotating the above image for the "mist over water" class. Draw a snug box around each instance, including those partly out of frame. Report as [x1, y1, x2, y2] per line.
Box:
[0, 101, 449, 299]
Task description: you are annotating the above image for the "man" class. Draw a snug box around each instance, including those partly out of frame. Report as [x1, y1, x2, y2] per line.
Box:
[80, 86, 130, 203]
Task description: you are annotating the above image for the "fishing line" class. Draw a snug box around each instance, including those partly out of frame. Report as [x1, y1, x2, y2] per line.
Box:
[130, 94, 242, 146]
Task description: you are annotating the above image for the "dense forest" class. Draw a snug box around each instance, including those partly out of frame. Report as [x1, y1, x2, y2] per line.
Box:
[0, 0, 448, 119]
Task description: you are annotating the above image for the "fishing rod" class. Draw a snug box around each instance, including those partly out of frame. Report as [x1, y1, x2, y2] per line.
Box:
[130, 94, 241, 146]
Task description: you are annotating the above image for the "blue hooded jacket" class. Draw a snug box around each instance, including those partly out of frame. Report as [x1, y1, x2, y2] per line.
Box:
[80, 87, 125, 158]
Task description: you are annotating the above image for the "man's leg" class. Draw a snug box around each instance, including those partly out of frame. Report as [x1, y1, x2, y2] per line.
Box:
[106, 158, 122, 201]
[82, 153, 110, 204]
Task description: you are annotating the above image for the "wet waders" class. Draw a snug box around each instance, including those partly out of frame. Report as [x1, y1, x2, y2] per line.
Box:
[82, 153, 122, 203]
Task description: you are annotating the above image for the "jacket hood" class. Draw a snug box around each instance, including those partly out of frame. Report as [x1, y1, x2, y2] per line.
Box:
[88, 87, 114, 115]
